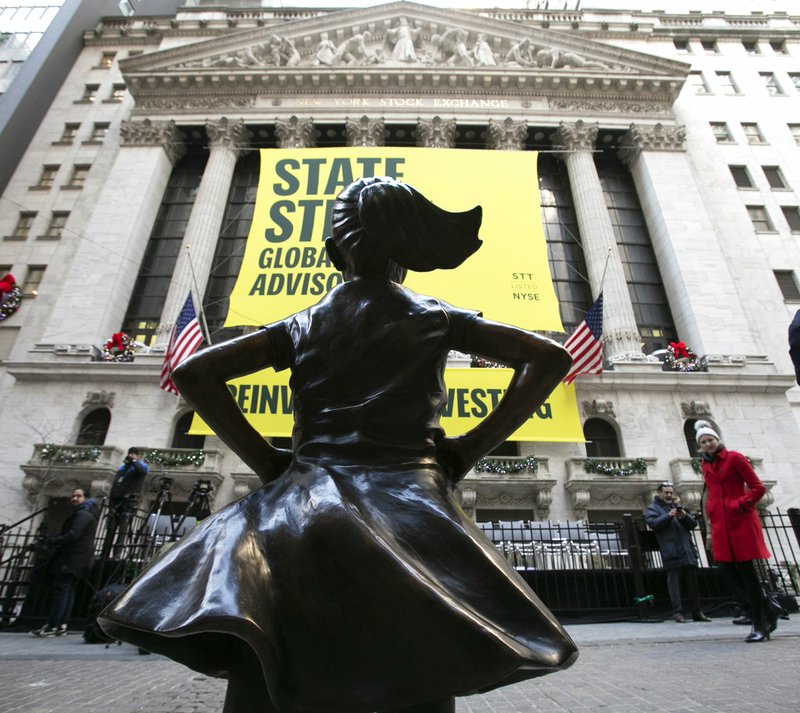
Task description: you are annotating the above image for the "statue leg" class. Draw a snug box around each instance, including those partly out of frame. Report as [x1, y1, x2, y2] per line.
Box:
[383, 697, 456, 713]
[222, 639, 276, 713]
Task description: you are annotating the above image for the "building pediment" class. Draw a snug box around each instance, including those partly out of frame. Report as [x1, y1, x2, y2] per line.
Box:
[119, 1, 689, 112]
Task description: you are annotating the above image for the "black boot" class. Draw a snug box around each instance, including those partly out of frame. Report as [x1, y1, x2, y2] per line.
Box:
[744, 621, 770, 643]
[764, 595, 782, 633]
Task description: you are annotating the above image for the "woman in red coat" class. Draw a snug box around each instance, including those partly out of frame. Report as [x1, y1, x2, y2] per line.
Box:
[696, 420, 775, 642]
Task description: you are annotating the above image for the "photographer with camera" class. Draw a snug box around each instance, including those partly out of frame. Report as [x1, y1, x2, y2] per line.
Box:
[645, 482, 711, 623]
[102, 448, 149, 560]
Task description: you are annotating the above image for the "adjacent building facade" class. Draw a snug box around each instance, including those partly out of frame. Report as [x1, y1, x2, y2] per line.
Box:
[1, 1, 799, 530]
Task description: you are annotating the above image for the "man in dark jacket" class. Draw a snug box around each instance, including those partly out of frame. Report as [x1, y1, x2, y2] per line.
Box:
[32, 488, 99, 637]
[102, 447, 149, 560]
[644, 482, 711, 623]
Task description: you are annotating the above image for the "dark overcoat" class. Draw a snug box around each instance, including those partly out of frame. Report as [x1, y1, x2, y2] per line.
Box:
[49, 499, 99, 578]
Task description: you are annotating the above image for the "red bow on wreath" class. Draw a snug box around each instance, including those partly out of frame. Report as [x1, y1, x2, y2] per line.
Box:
[0, 274, 15, 294]
[105, 332, 127, 353]
[669, 341, 691, 359]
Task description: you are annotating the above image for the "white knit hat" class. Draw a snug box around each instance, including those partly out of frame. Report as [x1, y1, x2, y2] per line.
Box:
[694, 420, 720, 443]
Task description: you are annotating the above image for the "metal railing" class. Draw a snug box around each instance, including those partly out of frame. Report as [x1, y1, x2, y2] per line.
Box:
[2, 504, 798, 629]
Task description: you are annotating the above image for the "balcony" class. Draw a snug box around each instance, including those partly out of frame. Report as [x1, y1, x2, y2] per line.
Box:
[21, 444, 222, 507]
[670, 457, 776, 510]
[133, 447, 223, 499]
[22, 444, 124, 507]
[564, 457, 659, 520]
[458, 456, 556, 520]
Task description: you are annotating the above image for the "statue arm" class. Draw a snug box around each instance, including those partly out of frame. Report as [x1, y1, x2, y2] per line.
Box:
[173, 329, 291, 485]
[436, 318, 571, 483]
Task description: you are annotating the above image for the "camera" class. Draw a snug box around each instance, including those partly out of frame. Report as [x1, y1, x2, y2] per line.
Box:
[193, 479, 212, 496]
[674, 505, 685, 513]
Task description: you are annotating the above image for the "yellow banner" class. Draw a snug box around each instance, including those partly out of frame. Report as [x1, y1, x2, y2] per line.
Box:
[191, 368, 583, 442]
[191, 147, 585, 442]
[225, 147, 563, 331]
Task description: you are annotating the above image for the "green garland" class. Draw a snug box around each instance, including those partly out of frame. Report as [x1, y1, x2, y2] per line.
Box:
[39, 443, 101, 464]
[474, 455, 538, 475]
[143, 449, 206, 468]
[0, 284, 22, 322]
[584, 457, 648, 477]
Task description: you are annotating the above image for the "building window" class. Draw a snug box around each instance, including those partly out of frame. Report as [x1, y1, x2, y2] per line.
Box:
[21, 265, 46, 296]
[204, 151, 261, 341]
[701, 39, 719, 54]
[65, 164, 90, 189]
[741, 123, 765, 144]
[55, 123, 80, 144]
[687, 71, 710, 95]
[761, 72, 784, 96]
[762, 166, 788, 190]
[97, 51, 116, 69]
[107, 83, 126, 102]
[538, 154, 593, 334]
[673, 38, 690, 53]
[584, 418, 621, 458]
[78, 84, 100, 102]
[742, 40, 760, 55]
[774, 271, 800, 301]
[789, 124, 800, 145]
[171, 411, 205, 450]
[42, 211, 69, 239]
[716, 71, 739, 95]
[781, 207, 800, 233]
[770, 39, 787, 54]
[76, 408, 111, 446]
[597, 152, 677, 353]
[33, 164, 59, 189]
[746, 205, 774, 232]
[729, 165, 753, 188]
[710, 122, 734, 143]
[10, 212, 36, 239]
[121, 150, 207, 346]
[86, 122, 109, 143]
[790, 74, 800, 94]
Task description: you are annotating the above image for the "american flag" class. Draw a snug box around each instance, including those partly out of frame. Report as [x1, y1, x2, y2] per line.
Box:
[562, 293, 604, 385]
[160, 294, 204, 394]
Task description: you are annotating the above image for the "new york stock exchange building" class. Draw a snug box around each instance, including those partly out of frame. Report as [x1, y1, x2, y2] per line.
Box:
[1, 0, 799, 548]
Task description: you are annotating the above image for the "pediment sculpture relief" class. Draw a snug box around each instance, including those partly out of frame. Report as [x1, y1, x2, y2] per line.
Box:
[173, 19, 632, 72]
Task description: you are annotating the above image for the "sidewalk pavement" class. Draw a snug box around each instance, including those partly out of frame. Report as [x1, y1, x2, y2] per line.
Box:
[0, 615, 797, 713]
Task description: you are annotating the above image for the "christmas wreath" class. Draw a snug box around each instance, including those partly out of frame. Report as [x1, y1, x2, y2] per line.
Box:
[101, 331, 136, 362]
[664, 340, 707, 373]
[0, 274, 22, 323]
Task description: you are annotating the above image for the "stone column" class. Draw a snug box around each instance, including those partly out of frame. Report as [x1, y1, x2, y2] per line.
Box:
[41, 119, 184, 348]
[416, 117, 456, 148]
[345, 116, 385, 146]
[553, 120, 642, 360]
[155, 118, 251, 347]
[619, 123, 758, 355]
[275, 116, 315, 148]
[486, 117, 528, 151]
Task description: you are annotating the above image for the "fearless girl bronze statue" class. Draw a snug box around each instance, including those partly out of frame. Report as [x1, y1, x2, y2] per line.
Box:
[100, 177, 578, 713]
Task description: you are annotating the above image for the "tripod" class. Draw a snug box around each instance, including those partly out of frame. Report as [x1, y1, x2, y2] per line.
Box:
[136, 476, 176, 562]
[173, 480, 213, 538]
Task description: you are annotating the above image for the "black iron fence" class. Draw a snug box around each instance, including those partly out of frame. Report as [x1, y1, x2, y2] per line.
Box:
[2, 503, 799, 629]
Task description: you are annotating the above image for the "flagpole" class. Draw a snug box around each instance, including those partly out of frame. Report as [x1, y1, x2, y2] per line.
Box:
[598, 247, 612, 296]
[185, 245, 212, 345]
